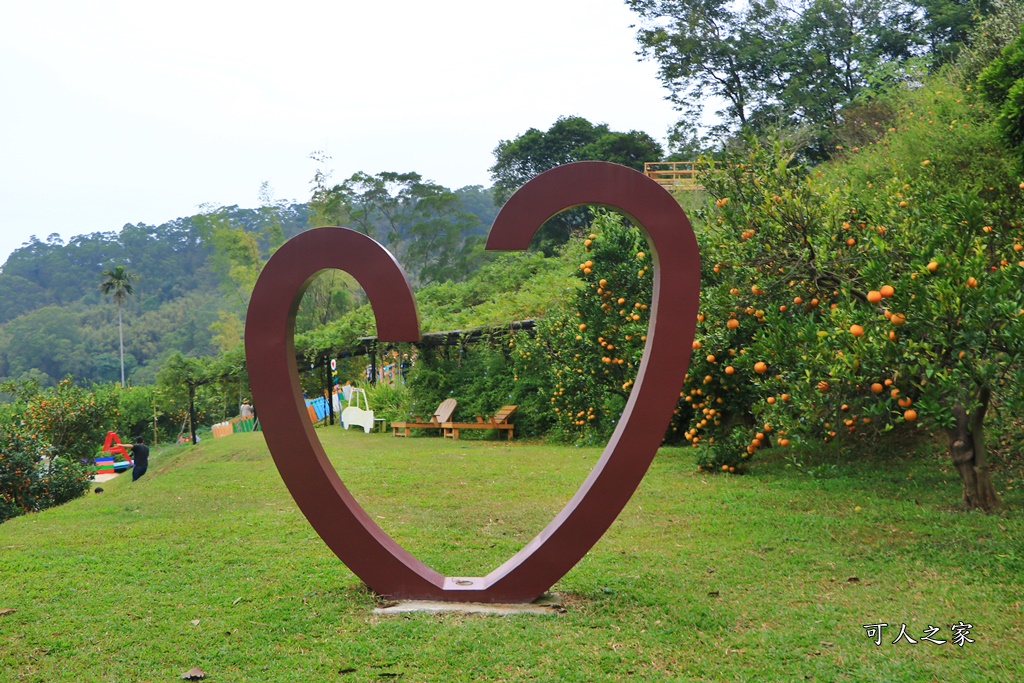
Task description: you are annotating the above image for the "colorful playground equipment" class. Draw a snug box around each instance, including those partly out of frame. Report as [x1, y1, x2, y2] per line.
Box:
[341, 387, 375, 434]
[93, 431, 133, 475]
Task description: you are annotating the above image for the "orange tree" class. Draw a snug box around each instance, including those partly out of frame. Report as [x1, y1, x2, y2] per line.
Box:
[22, 378, 117, 464]
[510, 210, 656, 445]
[683, 77, 1024, 509]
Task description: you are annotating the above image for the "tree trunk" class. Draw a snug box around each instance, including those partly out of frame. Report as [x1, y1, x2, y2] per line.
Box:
[189, 386, 198, 445]
[118, 304, 125, 388]
[948, 389, 999, 511]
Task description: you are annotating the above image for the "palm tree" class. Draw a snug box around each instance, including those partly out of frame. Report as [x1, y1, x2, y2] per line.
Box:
[99, 265, 136, 387]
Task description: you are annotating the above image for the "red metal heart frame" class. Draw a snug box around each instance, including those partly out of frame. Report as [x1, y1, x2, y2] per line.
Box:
[245, 161, 700, 602]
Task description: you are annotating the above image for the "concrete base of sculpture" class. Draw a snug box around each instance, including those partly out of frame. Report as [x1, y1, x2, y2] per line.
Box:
[373, 593, 566, 616]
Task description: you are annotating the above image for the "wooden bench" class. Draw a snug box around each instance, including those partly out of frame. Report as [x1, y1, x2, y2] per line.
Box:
[441, 405, 517, 440]
[392, 398, 458, 437]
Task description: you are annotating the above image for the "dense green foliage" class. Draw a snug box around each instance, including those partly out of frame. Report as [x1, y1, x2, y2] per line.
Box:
[0, 379, 118, 522]
[626, 0, 998, 154]
[977, 21, 1024, 161]
[490, 116, 663, 251]
[0, 426, 91, 524]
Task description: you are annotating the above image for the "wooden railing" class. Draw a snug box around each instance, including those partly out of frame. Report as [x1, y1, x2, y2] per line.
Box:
[644, 161, 703, 190]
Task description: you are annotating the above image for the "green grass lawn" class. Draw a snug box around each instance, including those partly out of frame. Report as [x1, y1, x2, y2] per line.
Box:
[1, 428, 1022, 682]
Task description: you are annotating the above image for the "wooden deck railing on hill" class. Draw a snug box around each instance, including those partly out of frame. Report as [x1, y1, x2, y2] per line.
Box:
[644, 161, 703, 190]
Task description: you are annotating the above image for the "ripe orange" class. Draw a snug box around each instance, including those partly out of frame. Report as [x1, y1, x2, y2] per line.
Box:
[903, 409, 917, 422]
[927, 261, 939, 272]
[781, 393, 790, 402]
[778, 438, 790, 447]
[818, 381, 830, 392]
[891, 313, 906, 326]
[579, 323, 587, 331]
[727, 318, 740, 330]
[867, 290, 882, 304]
[846, 238, 856, 246]
[966, 276, 978, 288]
[871, 383, 884, 394]
[692, 340, 701, 350]
[754, 361, 768, 374]
[880, 285, 895, 298]
[724, 366, 735, 375]
[707, 354, 716, 363]
[850, 324, 864, 337]
[898, 397, 912, 408]
[722, 464, 730, 471]
[766, 396, 776, 404]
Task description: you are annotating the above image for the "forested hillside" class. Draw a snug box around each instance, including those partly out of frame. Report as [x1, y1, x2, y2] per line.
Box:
[0, 181, 497, 388]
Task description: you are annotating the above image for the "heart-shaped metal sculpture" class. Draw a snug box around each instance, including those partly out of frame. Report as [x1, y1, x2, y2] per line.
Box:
[245, 161, 699, 602]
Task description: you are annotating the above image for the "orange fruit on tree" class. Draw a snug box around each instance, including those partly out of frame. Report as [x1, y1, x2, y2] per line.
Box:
[707, 354, 716, 363]
[927, 261, 939, 272]
[850, 324, 864, 337]
[898, 396, 912, 408]
[818, 381, 830, 392]
[692, 340, 702, 349]
[871, 382, 884, 394]
[966, 276, 978, 288]
[781, 393, 790, 402]
[891, 313, 906, 326]
[754, 361, 768, 374]
[903, 409, 918, 422]
[766, 396, 776, 404]
[880, 285, 895, 298]
[867, 290, 882, 304]
[725, 366, 735, 375]
[727, 318, 740, 330]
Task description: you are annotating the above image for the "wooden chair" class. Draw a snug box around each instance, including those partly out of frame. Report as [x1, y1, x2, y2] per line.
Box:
[391, 398, 458, 437]
[441, 405, 517, 440]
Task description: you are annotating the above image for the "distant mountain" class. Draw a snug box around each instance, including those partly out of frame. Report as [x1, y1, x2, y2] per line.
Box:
[0, 188, 497, 388]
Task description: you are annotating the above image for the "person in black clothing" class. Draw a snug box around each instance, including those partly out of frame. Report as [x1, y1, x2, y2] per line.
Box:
[125, 437, 150, 481]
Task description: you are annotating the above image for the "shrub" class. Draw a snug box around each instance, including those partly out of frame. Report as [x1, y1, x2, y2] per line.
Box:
[23, 378, 116, 464]
[0, 425, 91, 524]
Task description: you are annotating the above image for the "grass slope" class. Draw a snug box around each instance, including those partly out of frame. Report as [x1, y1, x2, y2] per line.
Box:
[1, 430, 1022, 682]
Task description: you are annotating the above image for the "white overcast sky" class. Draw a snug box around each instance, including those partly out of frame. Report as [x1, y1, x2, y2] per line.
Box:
[0, 0, 680, 266]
